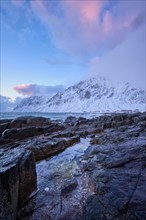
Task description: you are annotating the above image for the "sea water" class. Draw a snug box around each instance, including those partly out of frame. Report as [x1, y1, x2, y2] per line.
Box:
[0, 112, 101, 120]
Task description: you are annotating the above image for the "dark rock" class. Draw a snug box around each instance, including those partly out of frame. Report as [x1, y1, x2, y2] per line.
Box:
[18, 150, 37, 206]
[0, 152, 19, 220]
[75, 129, 89, 137]
[90, 137, 100, 145]
[57, 129, 76, 138]
[1, 128, 20, 139]
[0, 119, 12, 124]
[0, 122, 10, 133]
[0, 148, 37, 220]
[25, 136, 80, 161]
[102, 122, 112, 129]
[133, 116, 140, 124]
[82, 136, 146, 220]
[117, 126, 128, 132]
[65, 116, 77, 124]
[85, 195, 111, 220]
[90, 134, 95, 138]
[111, 113, 128, 122]
[43, 123, 65, 134]
[27, 116, 50, 127]
[77, 117, 88, 125]
[138, 121, 146, 129]
[0, 112, 146, 220]
[8, 116, 51, 129]
[2, 127, 44, 140]
[138, 112, 146, 121]
[9, 117, 29, 129]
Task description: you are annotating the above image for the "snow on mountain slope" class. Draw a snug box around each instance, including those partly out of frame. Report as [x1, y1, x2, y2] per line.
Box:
[13, 95, 53, 112]
[14, 77, 146, 113]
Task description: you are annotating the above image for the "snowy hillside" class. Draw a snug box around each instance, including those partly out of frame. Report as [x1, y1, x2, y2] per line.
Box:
[14, 77, 146, 113]
[13, 95, 53, 112]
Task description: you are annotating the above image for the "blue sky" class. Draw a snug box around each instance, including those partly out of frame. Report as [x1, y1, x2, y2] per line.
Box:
[0, 0, 145, 98]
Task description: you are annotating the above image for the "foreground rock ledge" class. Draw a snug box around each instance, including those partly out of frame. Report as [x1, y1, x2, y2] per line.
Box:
[0, 148, 37, 220]
[0, 112, 146, 220]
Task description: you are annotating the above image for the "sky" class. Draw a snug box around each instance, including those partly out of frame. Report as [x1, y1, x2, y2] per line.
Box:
[0, 0, 145, 98]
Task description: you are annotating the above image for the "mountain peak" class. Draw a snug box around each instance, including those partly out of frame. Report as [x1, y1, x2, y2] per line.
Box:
[14, 77, 146, 113]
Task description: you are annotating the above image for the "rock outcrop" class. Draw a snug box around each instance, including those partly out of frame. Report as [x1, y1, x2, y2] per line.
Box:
[0, 116, 65, 142]
[0, 112, 146, 220]
[24, 135, 80, 161]
[82, 133, 146, 219]
[0, 148, 37, 220]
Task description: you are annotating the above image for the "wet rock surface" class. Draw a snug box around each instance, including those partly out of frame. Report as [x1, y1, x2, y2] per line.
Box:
[17, 138, 92, 220]
[0, 116, 64, 141]
[82, 138, 146, 220]
[23, 135, 80, 161]
[0, 112, 146, 220]
[0, 148, 37, 220]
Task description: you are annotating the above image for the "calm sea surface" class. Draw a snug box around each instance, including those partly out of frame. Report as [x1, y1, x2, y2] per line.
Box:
[0, 112, 102, 121]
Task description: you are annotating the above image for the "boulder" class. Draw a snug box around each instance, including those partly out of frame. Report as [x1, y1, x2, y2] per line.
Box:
[9, 116, 51, 129]
[0, 148, 37, 220]
[2, 127, 44, 140]
[0, 122, 10, 133]
[18, 150, 37, 206]
[25, 135, 80, 161]
[9, 117, 30, 129]
[65, 116, 77, 124]
[27, 117, 50, 127]
[0, 151, 19, 220]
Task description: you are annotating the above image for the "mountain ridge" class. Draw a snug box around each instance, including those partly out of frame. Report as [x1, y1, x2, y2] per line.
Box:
[13, 77, 146, 113]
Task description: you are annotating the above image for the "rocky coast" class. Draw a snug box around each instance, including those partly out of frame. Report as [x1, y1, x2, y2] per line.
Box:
[0, 112, 146, 220]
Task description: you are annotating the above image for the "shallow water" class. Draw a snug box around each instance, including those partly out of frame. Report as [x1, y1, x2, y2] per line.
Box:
[18, 138, 95, 220]
[37, 138, 90, 186]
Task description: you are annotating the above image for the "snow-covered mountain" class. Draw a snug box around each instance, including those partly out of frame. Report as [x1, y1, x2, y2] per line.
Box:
[13, 95, 53, 112]
[0, 95, 22, 112]
[14, 77, 146, 113]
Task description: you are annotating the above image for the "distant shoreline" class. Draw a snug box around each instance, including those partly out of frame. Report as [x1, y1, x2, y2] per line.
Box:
[0, 110, 143, 120]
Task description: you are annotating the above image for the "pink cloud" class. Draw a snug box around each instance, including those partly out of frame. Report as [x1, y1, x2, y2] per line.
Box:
[13, 84, 64, 96]
[63, 1, 105, 24]
[30, 0, 145, 57]
[13, 84, 33, 95]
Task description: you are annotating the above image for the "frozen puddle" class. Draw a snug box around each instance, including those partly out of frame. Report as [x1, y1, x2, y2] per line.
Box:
[18, 138, 95, 220]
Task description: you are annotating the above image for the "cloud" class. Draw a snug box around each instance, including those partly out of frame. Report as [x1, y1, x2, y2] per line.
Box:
[30, 0, 145, 57]
[86, 25, 146, 90]
[3, 0, 145, 58]
[13, 84, 64, 96]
